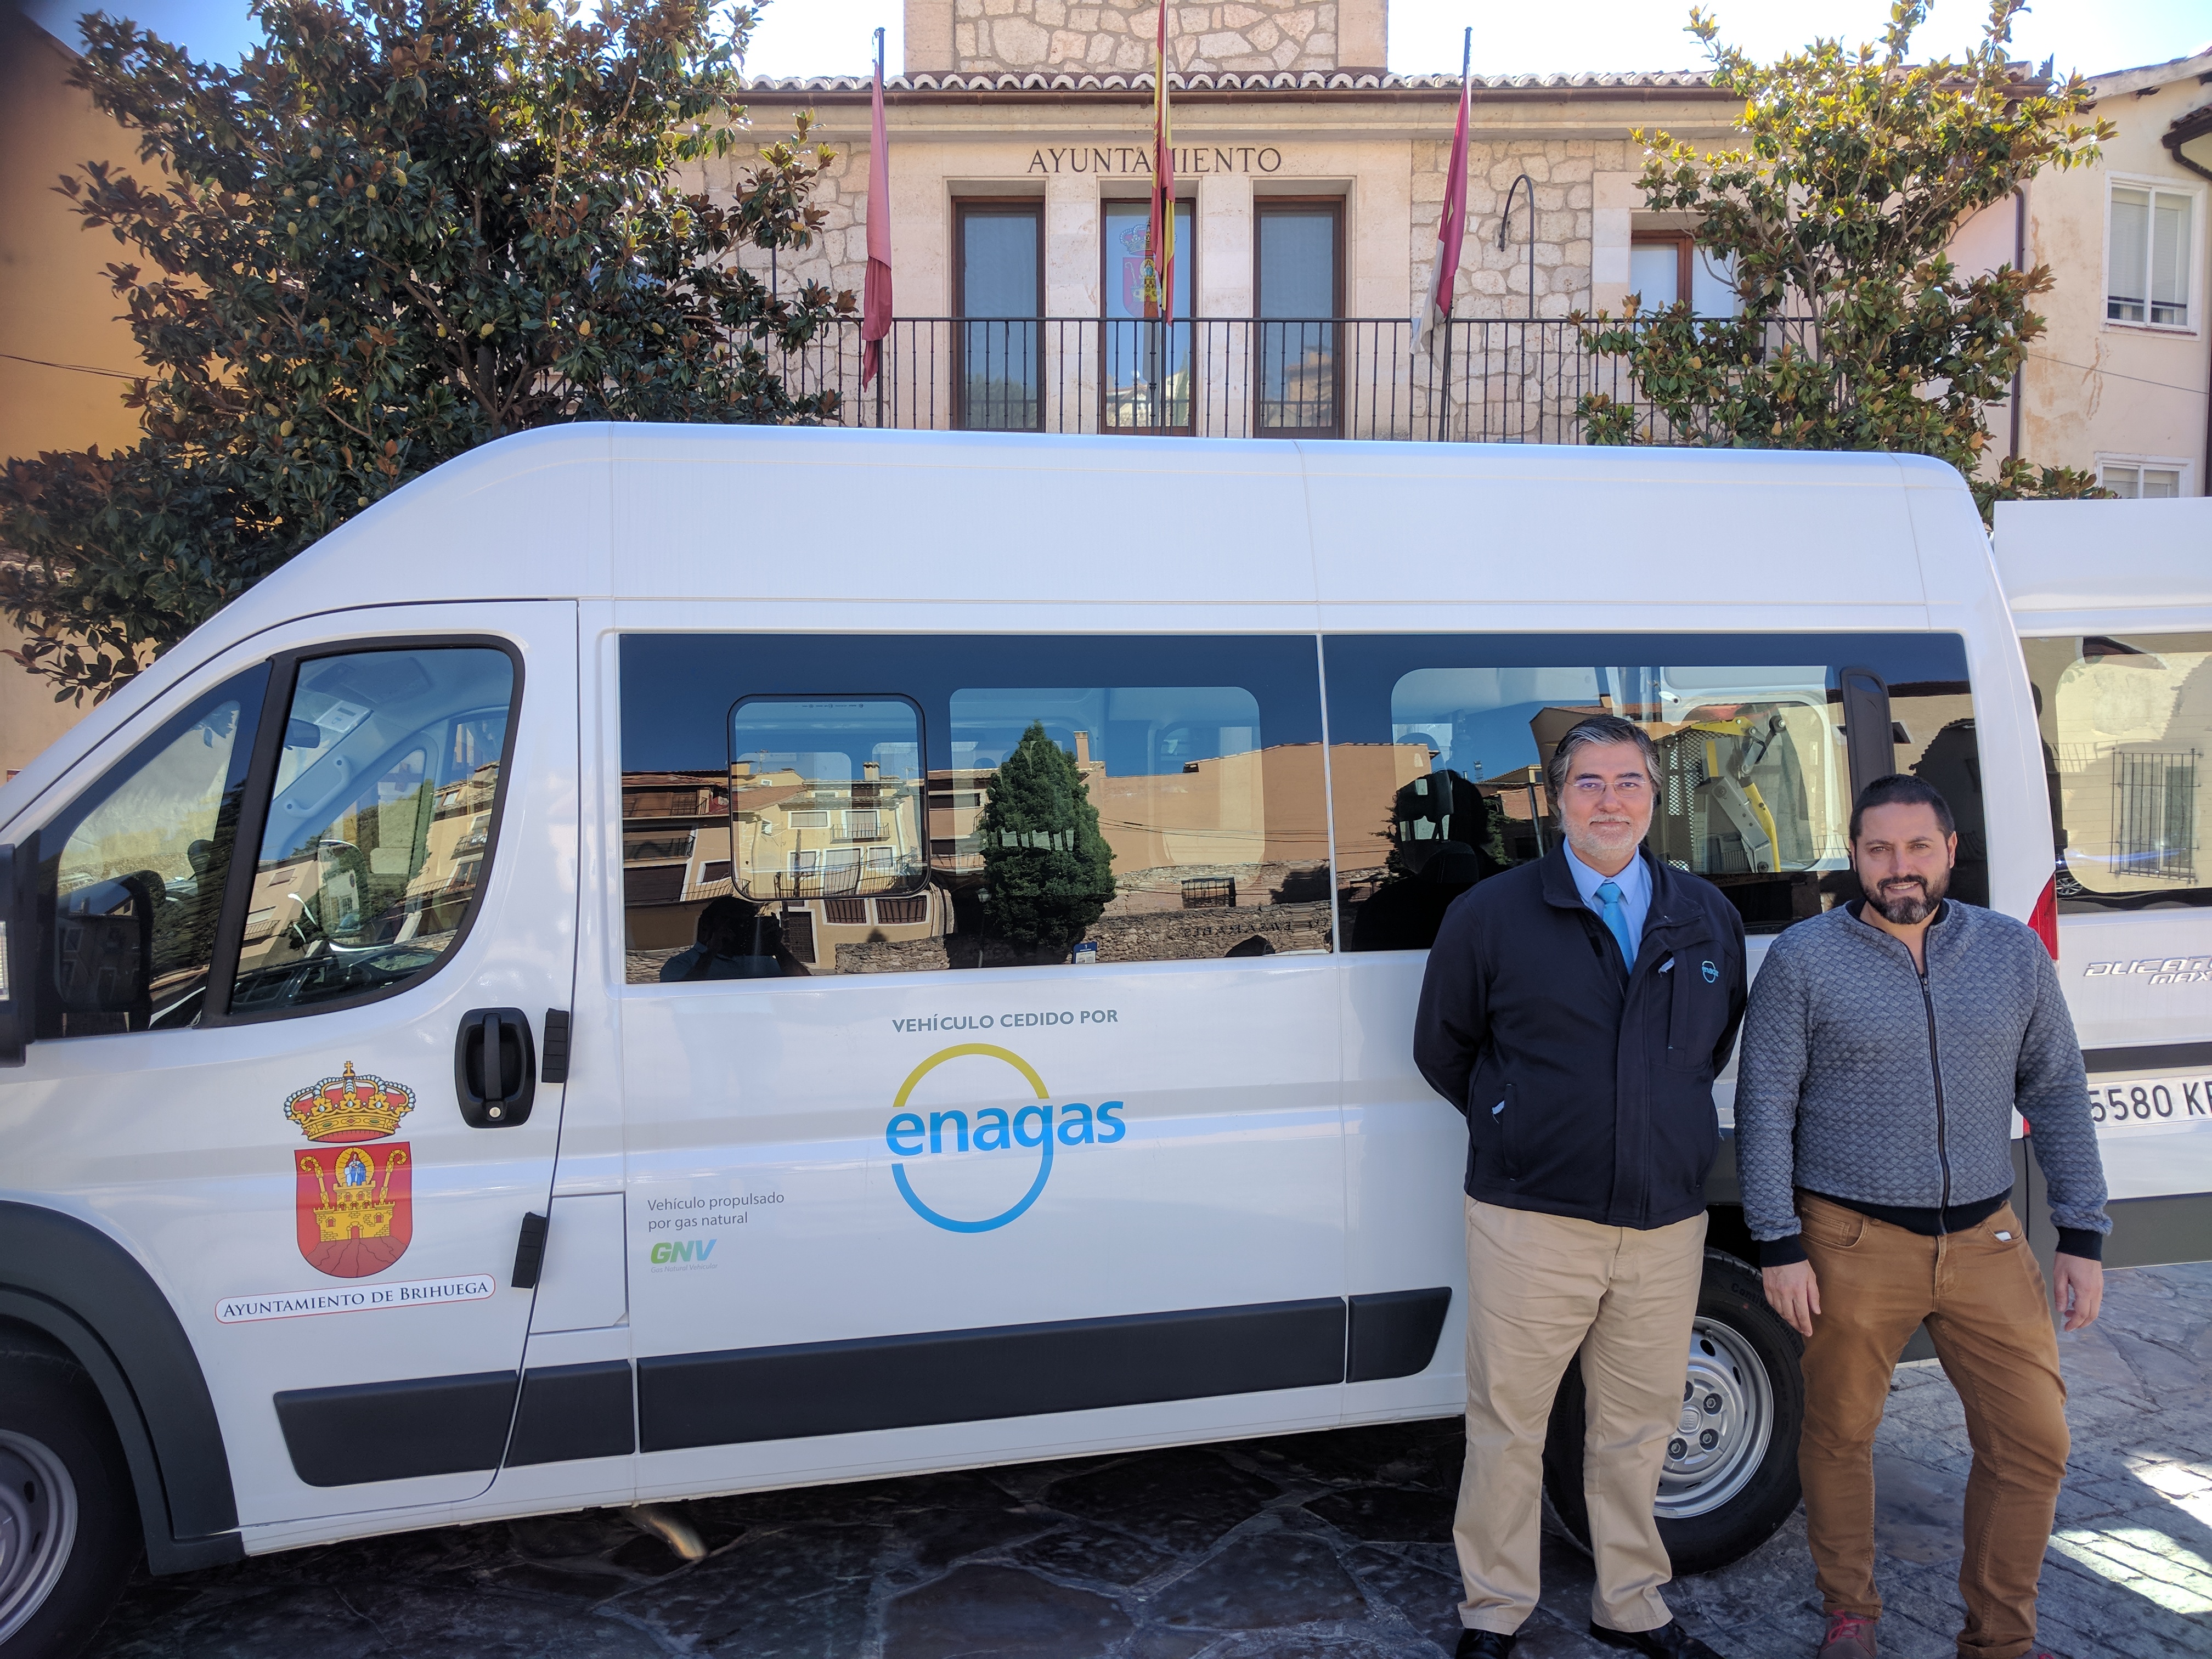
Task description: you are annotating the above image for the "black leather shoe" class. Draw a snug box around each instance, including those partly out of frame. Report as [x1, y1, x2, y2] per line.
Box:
[1588, 1620, 1725, 1659]
[1454, 1632, 1517, 1658]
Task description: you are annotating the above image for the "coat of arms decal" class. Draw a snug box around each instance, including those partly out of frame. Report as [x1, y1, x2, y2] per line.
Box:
[286, 1063, 416, 1278]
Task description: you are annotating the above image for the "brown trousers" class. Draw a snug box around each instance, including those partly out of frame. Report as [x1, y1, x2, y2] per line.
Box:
[1796, 1193, 2069, 1659]
[1453, 1197, 1707, 1634]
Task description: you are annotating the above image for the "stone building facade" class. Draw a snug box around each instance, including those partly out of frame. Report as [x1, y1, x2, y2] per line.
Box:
[906, 0, 1386, 79]
[725, 0, 1712, 332]
[713, 4, 2208, 469]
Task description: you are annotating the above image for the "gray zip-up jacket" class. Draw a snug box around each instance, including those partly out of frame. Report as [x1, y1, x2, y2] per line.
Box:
[1736, 899, 2109, 1260]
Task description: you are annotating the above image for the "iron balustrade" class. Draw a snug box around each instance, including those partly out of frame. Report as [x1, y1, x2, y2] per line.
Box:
[757, 315, 1821, 444]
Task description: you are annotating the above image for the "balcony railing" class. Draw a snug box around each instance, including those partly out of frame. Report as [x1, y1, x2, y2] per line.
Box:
[760, 316, 1821, 445]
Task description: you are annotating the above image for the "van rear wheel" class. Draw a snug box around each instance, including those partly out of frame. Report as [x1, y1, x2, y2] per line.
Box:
[0, 1346, 138, 1658]
[1542, 1249, 1804, 1576]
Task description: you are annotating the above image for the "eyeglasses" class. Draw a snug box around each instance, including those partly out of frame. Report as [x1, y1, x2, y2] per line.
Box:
[1569, 775, 1649, 797]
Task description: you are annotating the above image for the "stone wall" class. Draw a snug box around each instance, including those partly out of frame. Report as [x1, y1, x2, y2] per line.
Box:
[909, 0, 1386, 76]
[686, 140, 870, 312]
[1408, 137, 1625, 320]
[837, 901, 1331, 971]
[956, 1, 1333, 76]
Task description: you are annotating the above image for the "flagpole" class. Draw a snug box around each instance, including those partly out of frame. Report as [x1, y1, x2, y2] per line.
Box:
[873, 26, 885, 428]
[862, 26, 894, 411]
[1436, 26, 1470, 443]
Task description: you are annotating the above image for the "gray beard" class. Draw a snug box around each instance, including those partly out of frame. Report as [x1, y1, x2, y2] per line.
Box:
[1867, 871, 1948, 926]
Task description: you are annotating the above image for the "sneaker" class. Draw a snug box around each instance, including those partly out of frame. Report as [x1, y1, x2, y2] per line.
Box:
[1817, 1611, 1876, 1659]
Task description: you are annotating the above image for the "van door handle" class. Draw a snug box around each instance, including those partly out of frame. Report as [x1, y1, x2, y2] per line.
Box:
[455, 1007, 538, 1128]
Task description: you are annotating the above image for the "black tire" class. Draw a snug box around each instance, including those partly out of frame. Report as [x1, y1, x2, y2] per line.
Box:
[1542, 1249, 1804, 1577]
[0, 1345, 140, 1659]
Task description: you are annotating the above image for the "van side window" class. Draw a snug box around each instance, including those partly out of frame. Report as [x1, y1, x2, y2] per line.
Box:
[2022, 631, 2212, 911]
[1324, 634, 1987, 945]
[619, 634, 1329, 980]
[37, 667, 269, 1036]
[229, 646, 517, 1015]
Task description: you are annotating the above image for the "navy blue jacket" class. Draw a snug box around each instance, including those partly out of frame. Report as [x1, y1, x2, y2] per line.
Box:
[1414, 845, 1748, 1230]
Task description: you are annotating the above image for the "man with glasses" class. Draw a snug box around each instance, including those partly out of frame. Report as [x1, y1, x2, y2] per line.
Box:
[1417, 714, 1747, 1658]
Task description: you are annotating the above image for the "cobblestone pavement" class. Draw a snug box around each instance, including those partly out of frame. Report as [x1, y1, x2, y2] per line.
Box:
[90, 1263, 2212, 1659]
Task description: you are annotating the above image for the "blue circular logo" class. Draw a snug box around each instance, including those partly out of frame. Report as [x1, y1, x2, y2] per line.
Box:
[884, 1045, 1124, 1233]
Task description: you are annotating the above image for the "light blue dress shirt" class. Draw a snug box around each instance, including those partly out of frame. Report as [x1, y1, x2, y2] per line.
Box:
[1565, 844, 1651, 958]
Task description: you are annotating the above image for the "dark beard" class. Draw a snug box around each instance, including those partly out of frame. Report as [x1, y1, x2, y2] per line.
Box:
[1867, 868, 1948, 926]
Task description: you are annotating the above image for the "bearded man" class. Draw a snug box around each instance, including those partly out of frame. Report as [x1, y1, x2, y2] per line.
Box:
[1736, 774, 2109, 1659]
[1416, 714, 1746, 1659]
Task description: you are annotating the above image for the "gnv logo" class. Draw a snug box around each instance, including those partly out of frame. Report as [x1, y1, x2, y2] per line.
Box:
[884, 1043, 1125, 1233]
[650, 1239, 715, 1264]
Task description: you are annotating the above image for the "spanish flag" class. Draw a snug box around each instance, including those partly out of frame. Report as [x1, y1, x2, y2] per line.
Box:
[1142, 0, 1175, 324]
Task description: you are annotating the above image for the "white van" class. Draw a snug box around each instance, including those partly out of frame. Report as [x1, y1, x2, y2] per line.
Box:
[1993, 497, 2212, 1266]
[0, 428, 2151, 1656]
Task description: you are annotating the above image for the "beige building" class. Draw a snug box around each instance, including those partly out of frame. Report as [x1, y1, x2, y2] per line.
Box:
[0, 12, 144, 777]
[2004, 48, 2210, 496]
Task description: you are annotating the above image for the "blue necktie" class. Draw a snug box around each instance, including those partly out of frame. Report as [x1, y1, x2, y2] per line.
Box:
[1596, 880, 1638, 970]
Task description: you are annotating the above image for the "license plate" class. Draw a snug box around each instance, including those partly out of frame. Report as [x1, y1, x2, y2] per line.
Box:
[2086, 1074, 2212, 1134]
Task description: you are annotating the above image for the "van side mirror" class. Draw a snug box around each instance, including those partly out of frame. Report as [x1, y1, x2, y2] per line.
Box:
[0, 844, 32, 1065]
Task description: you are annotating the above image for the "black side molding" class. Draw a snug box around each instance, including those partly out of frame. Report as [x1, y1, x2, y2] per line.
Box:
[275, 1370, 518, 1487]
[2103, 1192, 2212, 1271]
[506, 1361, 635, 1466]
[1347, 1288, 1453, 1382]
[269, 1287, 1462, 1478]
[2081, 1041, 2212, 1074]
[637, 1296, 1347, 1453]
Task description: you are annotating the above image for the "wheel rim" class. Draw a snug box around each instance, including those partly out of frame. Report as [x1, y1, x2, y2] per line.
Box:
[1654, 1316, 1775, 1520]
[0, 1430, 80, 1645]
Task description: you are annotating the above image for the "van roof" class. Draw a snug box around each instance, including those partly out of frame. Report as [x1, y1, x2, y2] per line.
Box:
[4, 427, 1994, 827]
[225, 422, 1982, 614]
[1992, 498, 2212, 634]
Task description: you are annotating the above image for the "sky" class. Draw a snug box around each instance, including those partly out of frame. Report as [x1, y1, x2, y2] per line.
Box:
[21, 0, 2212, 82]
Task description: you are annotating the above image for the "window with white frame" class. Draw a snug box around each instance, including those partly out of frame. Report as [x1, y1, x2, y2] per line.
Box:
[2100, 456, 2191, 499]
[2108, 183, 2194, 327]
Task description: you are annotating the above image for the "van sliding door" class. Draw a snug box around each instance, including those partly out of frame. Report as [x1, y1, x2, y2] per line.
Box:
[1324, 630, 1988, 1398]
[611, 626, 1348, 1495]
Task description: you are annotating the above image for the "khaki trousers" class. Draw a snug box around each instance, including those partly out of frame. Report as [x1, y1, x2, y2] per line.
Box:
[1453, 1197, 1707, 1634]
[1796, 1193, 2069, 1659]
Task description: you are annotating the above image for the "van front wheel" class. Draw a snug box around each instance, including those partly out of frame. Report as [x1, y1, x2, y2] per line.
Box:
[0, 1346, 138, 1658]
[1541, 1249, 1805, 1577]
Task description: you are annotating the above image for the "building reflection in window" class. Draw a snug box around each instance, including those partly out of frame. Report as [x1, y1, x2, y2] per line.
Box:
[2023, 632, 2212, 911]
[1326, 639, 1985, 947]
[617, 635, 1329, 980]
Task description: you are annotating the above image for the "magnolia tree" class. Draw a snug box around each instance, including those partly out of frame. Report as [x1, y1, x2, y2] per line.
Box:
[2, 0, 853, 701]
[1576, 0, 2112, 520]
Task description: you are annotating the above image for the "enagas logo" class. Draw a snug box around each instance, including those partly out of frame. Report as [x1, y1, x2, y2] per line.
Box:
[884, 1044, 1125, 1233]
